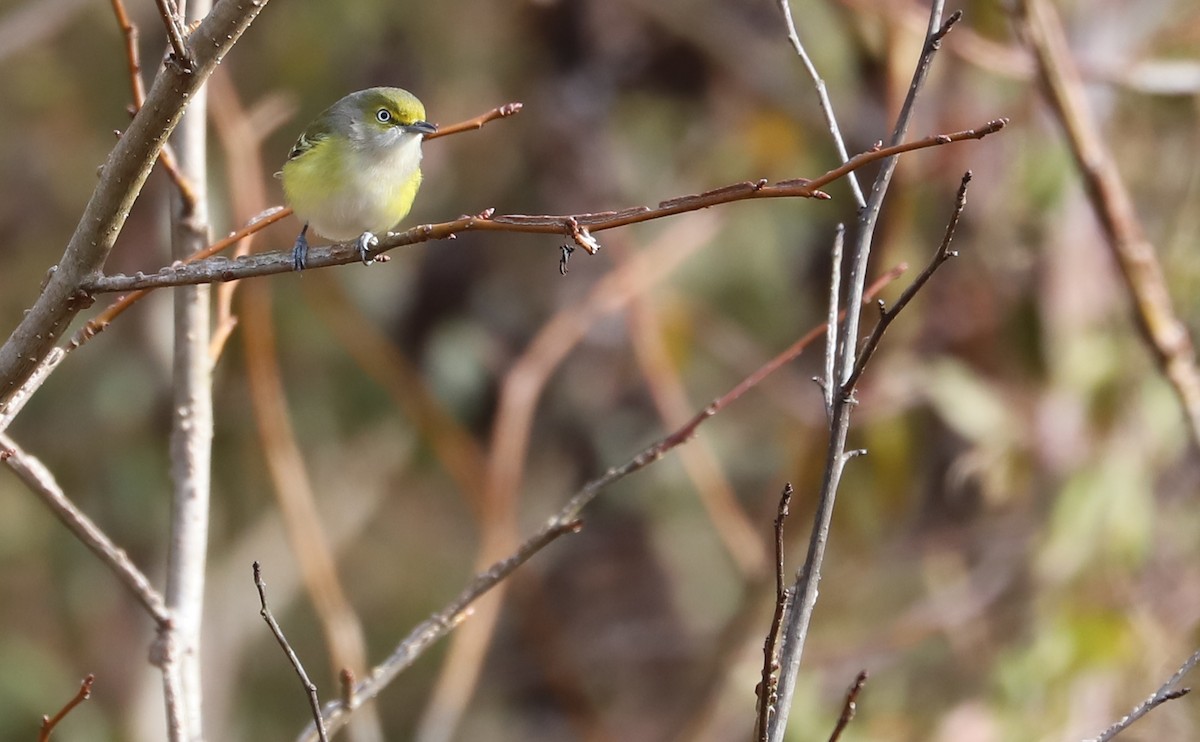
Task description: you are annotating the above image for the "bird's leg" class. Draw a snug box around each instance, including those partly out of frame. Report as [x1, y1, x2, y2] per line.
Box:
[291, 222, 311, 271]
[356, 232, 379, 265]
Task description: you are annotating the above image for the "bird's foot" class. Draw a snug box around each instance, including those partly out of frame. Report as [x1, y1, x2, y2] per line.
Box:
[357, 232, 379, 265]
[291, 224, 311, 271]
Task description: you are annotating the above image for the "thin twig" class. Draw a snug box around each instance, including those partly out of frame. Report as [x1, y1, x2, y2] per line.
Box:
[776, 0, 866, 208]
[109, 0, 145, 109]
[425, 102, 523, 140]
[84, 118, 1004, 292]
[254, 562, 329, 742]
[1085, 648, 1200, 742]
[1016, 0, 1200, 450]
[38, 674, 95, 742]
[769, 6, 964, 741]
[822, 226, 845, 416]
[0, 433, 169, 625]
[154, 0, 190, 68]
[755, 483, 794, 742]
[827, 671, 868, 742]
[110, 0, 193, 197]
[301, 520, 582, 740]
[843, 170, 971, 391]
[298, 266, 905, 740]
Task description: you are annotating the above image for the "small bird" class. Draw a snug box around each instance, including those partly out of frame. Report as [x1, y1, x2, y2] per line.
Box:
[280, 87, 437, 270]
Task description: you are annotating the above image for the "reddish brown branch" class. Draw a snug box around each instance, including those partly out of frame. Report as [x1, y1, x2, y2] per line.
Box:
[38, 674, 94, 741]
[426, 102, 523, 140]
[109, 0, 194, 200]
[827, 671, 868, 742]
[84, 118, 1004, 292]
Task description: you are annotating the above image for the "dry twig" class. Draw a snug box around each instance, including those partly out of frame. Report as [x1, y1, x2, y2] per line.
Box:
[255, 562, 329, 742]
[755, 483, 794, 741]
[827, 671, 868, 742]
[1085, 648, 1200, 742]
[38, 674, 95, 742]
[83, 119, 1005, 292]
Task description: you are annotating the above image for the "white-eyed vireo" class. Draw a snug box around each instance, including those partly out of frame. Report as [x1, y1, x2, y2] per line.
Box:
[281, 87, 437, 270]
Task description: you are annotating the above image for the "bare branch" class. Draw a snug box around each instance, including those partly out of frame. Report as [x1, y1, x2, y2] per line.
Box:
[255, 562, 329, 742]
[0, 433, 169, 625]
[84, 119, 1004, 293]
[769, 5, 966, 740]
[1085, 648, 1200, 742]
[843, 170, 971, 391]
[822, 226, 845, 416]
[38, 674, 94, 742]
[109, 0, 193, 198]
[0, 0, 272, 411]
[776, 0, 866, 208]
[425, 101, 523, 140]
[755, 483, 794, 742]
[153, 0, 190, 68]
[827, 671, 868, 742]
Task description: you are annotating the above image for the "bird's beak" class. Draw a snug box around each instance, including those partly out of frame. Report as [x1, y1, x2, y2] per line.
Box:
[406, 120, 438, 136]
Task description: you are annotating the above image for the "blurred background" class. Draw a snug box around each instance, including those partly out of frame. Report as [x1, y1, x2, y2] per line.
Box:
[1, 0, 1199, 739]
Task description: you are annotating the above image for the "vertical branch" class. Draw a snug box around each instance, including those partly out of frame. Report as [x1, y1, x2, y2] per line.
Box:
[767, 5, 958, 741]
[822, 226, 845, 416]
[755, 483, 793, 741]
[161, 0, 213, 738]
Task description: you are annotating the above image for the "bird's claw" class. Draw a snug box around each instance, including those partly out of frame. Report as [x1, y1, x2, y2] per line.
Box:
[357, 232, 379, 265]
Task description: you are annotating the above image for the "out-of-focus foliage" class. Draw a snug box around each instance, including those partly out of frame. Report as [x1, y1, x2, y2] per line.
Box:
[1, 0, 1199, 740]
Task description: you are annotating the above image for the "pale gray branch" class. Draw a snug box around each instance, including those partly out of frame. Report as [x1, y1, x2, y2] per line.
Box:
[0, 433, 169, 625]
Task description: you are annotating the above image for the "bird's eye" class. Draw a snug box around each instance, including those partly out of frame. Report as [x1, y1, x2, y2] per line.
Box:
[376, 108, 392, 123]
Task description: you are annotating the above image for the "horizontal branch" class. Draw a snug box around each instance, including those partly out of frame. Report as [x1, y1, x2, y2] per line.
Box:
[86, 119, 1006, 294]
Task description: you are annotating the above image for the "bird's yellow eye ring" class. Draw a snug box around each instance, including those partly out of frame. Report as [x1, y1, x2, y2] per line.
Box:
[376, 108, 392, 123]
